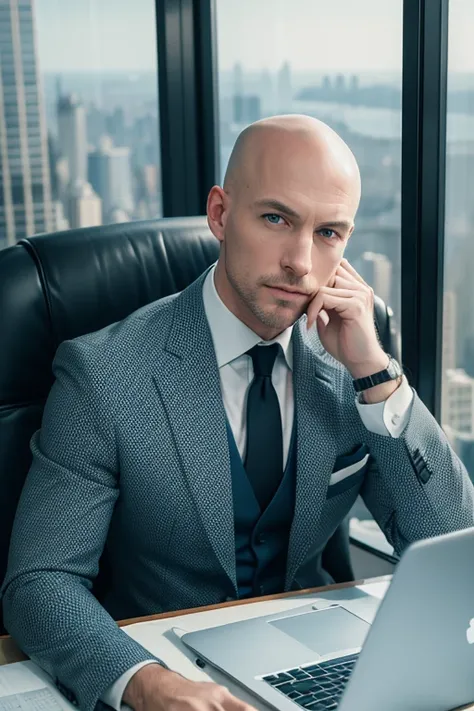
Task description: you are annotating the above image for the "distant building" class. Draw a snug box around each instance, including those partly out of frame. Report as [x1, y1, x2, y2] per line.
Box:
[441, 290, 458, 429]
[233, 62, 244, 96]
[350, 75, 360, 93]
[106, 106, 126, 147]
[335, 74, 346, 93]
[87, 104, 107, 147]
[88, 136, 134, 221]
[108, 207, 130, 224]
[354, 251, 392, 307]
[277, 61, 292, 112]
[260, 68, 275, 115]
[442, 367, 474, 480]
[51, 200, 69, 232]
[57, 94, 88, 184]
[0, 0, 54, 245]
[443, 291, 457, 371]
[443, 368, 474, 435]
[67, 178, 102, 229]
[232, 95, 261, 125]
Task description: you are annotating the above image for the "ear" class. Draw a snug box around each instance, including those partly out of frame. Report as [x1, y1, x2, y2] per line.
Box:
[207, 186, 229, 244]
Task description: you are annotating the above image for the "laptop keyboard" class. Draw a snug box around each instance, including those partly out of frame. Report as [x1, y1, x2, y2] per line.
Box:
[261, 653, 359, 710]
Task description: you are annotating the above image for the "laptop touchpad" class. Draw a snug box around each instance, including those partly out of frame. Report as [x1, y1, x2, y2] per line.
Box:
[269, 606, 370, 656]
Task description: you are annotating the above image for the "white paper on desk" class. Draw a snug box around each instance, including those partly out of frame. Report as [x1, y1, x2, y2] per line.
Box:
[0, 662, 72, 710]
[0, 688, 65, 711]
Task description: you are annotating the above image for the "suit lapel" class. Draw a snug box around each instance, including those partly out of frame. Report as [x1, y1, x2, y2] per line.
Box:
[152, 268, 237, 590]
[285, 322, 338, 590]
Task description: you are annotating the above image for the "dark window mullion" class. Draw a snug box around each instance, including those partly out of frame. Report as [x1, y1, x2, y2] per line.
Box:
[156, 0, 187, 216]
[401, 0, 449, 419]
[193, 0, 220, 208]
[155, 0, 218, 217]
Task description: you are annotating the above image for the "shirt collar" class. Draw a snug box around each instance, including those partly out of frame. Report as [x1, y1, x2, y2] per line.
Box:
[202, 262, 294, 371]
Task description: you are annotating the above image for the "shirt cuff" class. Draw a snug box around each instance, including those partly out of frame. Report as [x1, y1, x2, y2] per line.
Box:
[101, 660, 161, 710]
[354, 375, 414, 437]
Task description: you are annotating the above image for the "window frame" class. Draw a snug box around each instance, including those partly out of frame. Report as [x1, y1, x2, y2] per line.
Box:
[155, 0, 219, 216]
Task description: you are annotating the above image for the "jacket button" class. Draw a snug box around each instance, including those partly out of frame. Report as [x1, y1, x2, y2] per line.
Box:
[257, 534, 266, 544]
[259, 585, 265, 595]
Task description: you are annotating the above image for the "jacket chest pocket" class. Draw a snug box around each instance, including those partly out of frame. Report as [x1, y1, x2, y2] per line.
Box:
[326, 443, 370, 499]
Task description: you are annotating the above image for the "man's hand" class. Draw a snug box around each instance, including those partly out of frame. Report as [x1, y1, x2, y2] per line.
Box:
[306, 258, 387, 379]
[123, 663, 258, 711]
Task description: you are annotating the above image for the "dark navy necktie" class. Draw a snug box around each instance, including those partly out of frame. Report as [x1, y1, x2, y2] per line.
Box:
[244, 343, 284, 511]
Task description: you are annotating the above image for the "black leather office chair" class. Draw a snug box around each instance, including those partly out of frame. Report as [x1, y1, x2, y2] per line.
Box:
[0, 216, 401, 633]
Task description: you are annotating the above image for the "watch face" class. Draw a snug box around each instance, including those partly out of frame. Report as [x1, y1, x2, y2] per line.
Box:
[387, 358, 401, 378]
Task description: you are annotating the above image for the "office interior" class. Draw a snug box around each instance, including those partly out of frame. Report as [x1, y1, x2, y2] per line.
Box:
[0, 1, 473, 702]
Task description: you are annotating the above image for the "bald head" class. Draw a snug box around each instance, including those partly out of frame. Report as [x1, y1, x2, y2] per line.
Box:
[223, 114, 361, 207]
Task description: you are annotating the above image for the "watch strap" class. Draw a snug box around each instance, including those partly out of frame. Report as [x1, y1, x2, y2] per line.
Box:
[352, 356, 402, 393]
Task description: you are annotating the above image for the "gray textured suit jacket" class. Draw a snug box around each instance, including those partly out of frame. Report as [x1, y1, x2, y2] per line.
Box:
[2, 266, 474, 711]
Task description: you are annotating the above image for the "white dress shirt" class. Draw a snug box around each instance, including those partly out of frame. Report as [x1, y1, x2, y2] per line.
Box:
[103, 262, 414, 709]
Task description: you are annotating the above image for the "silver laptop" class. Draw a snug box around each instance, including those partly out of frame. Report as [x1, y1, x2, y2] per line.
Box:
[181, 528, 474, 711]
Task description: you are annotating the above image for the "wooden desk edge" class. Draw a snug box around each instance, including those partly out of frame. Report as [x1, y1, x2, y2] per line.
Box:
[1, 576, 472, 710]
[0, 576, 390, 663]
[117, 574, 391, 627]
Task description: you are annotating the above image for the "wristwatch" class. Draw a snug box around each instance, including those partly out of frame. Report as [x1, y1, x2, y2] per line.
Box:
[352, 355, 403, 393]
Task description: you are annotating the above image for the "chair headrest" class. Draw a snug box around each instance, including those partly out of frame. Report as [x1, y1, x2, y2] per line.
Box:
[0, 216, 218, 405]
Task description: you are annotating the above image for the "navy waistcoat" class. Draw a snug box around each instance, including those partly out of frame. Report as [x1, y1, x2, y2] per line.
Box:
[225, 416, 297, 598]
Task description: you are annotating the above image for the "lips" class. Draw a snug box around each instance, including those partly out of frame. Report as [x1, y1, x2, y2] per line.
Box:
[267, 286, 308, 299]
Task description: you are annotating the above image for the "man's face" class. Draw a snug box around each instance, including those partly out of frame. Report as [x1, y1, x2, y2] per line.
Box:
[210, 133, 359, 340]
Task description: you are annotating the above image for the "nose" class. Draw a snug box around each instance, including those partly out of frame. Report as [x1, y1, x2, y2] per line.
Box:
[280, 230, 313, 278]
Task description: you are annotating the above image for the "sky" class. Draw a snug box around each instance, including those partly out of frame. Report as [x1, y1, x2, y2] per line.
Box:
[34, 0, 474, 74]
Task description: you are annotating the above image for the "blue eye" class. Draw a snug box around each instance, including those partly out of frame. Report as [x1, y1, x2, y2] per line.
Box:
[319, 228, 337, 240]
[264, 213, 284, 225]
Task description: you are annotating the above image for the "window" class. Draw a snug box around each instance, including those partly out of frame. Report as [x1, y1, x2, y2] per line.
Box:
[442, 0, 474, 483]
[0, 0, 161, 250]
[215, 0, 403, 556]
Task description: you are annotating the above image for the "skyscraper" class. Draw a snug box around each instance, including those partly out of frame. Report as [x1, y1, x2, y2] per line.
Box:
[353, 251, 392, 308]
[277, 61, 292, 112]
[67, 178, 102, 230]
[0, 0, 54, 248]
[57, 94, 88, 185]
[88, 136, 134, 223]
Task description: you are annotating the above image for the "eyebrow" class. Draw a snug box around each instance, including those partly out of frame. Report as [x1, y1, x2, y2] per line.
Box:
[254, 199, 353, 232]
[318, 220, 353, 233]
[254, 199, 301, 219]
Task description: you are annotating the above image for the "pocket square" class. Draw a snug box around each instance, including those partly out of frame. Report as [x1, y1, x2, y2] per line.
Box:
[329, 453, 370, 486]
[326, 444, 370, 498]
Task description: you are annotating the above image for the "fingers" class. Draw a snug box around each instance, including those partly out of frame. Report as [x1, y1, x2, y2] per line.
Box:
[224, 695, 256, 711]
[319, 287, 360, 300]
[316, 291, 366, 315]
[225, 695, 257, 711]
[318, 309, 330, 326]
[307, 261, 373, 329]
[333, 274, 365, 291]
[338, 258, 367, 283]
[307, 290, 367, 328]
[217, 686, 257, 711]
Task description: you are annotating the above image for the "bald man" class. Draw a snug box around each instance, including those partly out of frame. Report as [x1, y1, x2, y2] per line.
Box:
[2, 116, 473, 711]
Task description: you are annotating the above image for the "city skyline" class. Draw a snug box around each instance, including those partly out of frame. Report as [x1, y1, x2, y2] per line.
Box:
[34, 0, 474, 73]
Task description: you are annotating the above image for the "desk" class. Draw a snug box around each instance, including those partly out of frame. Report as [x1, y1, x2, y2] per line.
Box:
[0, 576, 472, 711]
